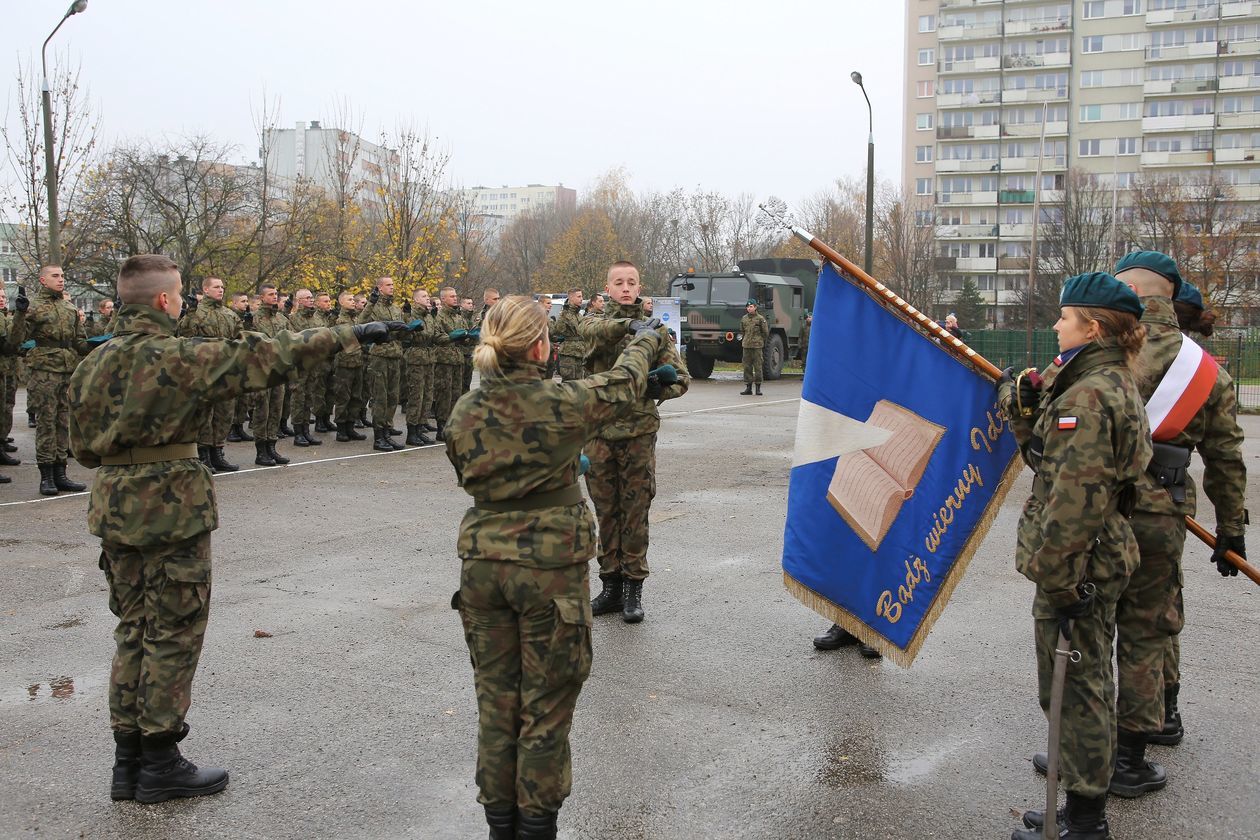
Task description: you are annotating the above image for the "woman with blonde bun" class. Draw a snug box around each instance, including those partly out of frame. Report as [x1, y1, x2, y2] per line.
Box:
[444, 294, 669, 840]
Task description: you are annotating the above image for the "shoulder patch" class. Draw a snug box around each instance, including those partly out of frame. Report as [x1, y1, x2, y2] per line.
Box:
[1057, 416, 1077, 431]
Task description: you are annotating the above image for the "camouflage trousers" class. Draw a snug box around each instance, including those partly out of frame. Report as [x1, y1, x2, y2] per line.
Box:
[0, 366, 14, 442]
[233, 390, 256, 426]
[1165, 635, 1181, 689]
[332, 364, 366, 425]
[557, 355, 585, 382]
[28, 369, 71, 463]
[1034, 588, 1118, 798]
[1116, 511, 1186, 735]
[585, 433, 656, 581]
[742, 347, 763, 384]
[100, 533, 212, 737]
[800, 346, 808, 373]
[462, 355, 474, 394]
[291, 364, 330, 426]
[433, 363, 462, 426]
[253, 384, 285, 441]
[367, 355, 400, 429]
[196, 400, 233, 447]
[454, 560, 592, 815]
[404, 359, 434, 425]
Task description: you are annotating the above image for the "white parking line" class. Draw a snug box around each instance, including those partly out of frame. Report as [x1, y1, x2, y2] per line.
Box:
[0, 397, 801, 507]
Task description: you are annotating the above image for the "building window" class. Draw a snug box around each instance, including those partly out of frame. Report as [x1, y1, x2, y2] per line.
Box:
[918, 48, 935, 66]
[916, 178, 934, 195]
[1081, 105, 1102, 122]
[914, 210, 934, 227]
[919, 15, 936, 33]
[1083, 1, 1106, 19]
[1120, 33, 1144, 51]
[1123, 0, 1143, 14]
[916, 145, 934, 163]
[1079, 139, 1102, 156]
[1082, 36, 1104, 53]
[1082, 71, 1105, 88]
[1118, 102, 1141, 119]
[1118, 137, 1139, 155]
[917, 113, 934, 130]
[917, 80, 935, 98]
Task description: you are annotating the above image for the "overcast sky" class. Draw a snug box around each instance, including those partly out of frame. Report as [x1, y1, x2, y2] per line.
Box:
[3, 0, 906, 209]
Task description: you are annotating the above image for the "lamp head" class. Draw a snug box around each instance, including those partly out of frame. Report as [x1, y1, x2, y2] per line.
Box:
[68, 0, 88, 15]
[850, 71, 864, 87]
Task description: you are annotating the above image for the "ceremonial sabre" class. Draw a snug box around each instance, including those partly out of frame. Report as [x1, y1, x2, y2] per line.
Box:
[758, 203, 1258, 587]
[1044, 627, 1078, 839]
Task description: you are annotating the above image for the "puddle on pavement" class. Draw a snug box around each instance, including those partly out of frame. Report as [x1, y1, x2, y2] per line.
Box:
[816, 734, 885, 787]
[8, 673, 101, 707]
[885, 736, 972, 785]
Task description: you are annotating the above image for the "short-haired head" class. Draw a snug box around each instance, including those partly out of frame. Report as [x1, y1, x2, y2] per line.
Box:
[117, 255, 181, 304]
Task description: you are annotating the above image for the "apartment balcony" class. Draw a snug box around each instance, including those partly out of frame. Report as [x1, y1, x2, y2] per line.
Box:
[1141, 149, 1215, 166]
[1221, 37, 1260, 57]
[940, 0, 1004, 6]
[1143, 78, 1218, 96]
[939, 22, 1004, 41]
[1001, 120, 1069, 137]
[936, 90, 1003, 108]
[959, 257, 998, 271]
[1145, 41, 1222, 62]
[1220, 74, 1260, 91]
[1146, 4, 1221, 26]
[936, 124, 1001, 140]
[1142, 113, 1216, 132]
[999, 189, 1035, 204]
[1232, 183, 1260, 200]
[938, 56, 1001, 74]
[935, 158, 1003, 173]
[1001, 52, 1071, 70]
[998, 255, 1031, 271]
[1003, 18, 1071, 37]
[937, 224, 1000, 238]
[1214, 147, 1260, 162]
[937, 190, 999, 206]
[999, 155, 1067, 172]
[1223, 1, 1257, 16]
[1001, 223, 1033, 238]
[1001, 86, 1069, 104]
[1216, 110, 1260, 128]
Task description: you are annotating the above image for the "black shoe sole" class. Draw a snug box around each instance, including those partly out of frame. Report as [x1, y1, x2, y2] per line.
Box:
[1147, 731, 1184, 747]
[134, 774, 229, 804]
[1110, 777, 1167, 798]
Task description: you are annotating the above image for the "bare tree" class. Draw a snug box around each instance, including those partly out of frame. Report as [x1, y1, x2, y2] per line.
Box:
[373, 124, 453, 294]
[877, 190, 941, 312]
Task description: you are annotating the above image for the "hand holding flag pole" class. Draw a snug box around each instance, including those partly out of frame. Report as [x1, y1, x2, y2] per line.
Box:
[759, 202, 1258, 586]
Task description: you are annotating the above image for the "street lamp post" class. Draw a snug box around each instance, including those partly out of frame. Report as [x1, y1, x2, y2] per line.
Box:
[851, 71, 875, 277]
[40, 0, 89, 265]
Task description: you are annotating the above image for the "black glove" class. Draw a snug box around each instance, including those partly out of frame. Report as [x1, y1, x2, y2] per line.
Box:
[1053, 589, 1094, 641]
[15, 286, 29, 313]
[86, 312, 95, 324]
[283, 295, 294, 312]
[352, 321, 405, 345]
[627, 318, 663, 336]
[1016, 369, 1043, 417]
[242, 307, 253, 327]
[402, 301, 412, 315]
[182, 294, 197, 316]
[368, 287, 380, 304]
[1212, 533, 1246, 578]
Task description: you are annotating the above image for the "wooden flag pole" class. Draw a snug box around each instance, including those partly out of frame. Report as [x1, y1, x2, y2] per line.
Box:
[771, 215, 1257, 585]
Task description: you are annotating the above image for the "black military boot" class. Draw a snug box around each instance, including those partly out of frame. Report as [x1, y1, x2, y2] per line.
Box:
[755, 383, 762, 395]
[740, 384, 752, 395]
[373, 427, 395, 452]
[38, 464, 57, 496]
[225, 426, 242, 443]
[304, 424, 322, 446]
[387, 424, 403, 436]
[27, 411, 36, 428]
[0, 447, 18, 466]
[210, 447, 238, 472]
[345, 421, 366, 441]
[355, 411, 368, 429]
[813, 624, 858, 650]
[53, 461, 86, 492]
[234, 423, 254, 441]
[421, 421, 438, 433]
[435, 423, 445, 442]
[591, 574, 623, 615]
[254, 440, 276, 467]
[314, 415, 333, 433]
[484, 804, 516, 840]
[415, 428, 434, 445]
[1148, 683, 1183, 746]
[134, 732, 229, 804]
[198, 445, 216, 472]
[292, 425, 312, 447]
[622, 578, 645, 624]
[405, 423, 424, 446]
[1110, 730, 1166, 798]
[279, 421, 294, 438]
[0, 471, 10, 484]
[111, 730, 142, 801]
[1017, 804, 1066, 832]
[1012, 791, 1110, 840]
[336, 422, 352, 443]
[268, 440, 290, 465]
[516, 810, 558, 840]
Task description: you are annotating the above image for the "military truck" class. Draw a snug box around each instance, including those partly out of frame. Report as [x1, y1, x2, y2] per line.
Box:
[668, 258, 819, 380]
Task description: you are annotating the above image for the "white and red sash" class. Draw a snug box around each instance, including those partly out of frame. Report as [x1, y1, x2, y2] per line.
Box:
[1145, 334, 1218, 441]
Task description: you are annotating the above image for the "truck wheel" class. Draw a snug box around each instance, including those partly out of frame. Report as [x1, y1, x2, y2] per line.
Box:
[686, 348, 714, 380]
[763, 334, 785, 380]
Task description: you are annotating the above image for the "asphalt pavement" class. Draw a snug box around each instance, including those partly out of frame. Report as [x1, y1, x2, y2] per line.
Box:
[1, 376, 1257, 839]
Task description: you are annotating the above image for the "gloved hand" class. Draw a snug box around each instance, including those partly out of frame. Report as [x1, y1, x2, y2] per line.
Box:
[627, 318, 662, 336]
[283, 295, 294, 312]
[353, 321, 405, 345]
[648, 364, 678, 386]
[402, 301, 412, 315]
[579, 454, 590, 475]
[242, 306, 254, 327]
[467, 327, 480, 341]
[182, 294, 197, 316]
[85, 333, 112, 347]
[449, 328, 468, 341]
[368, 287, 380, 304]
[20, 339, 35, 352]
[1053, 590, 1094, 641]
[15, 286, 29, 313]
[999, 365, 1016, 386]
[1212, 533, 1246, 577]
[1016, 369, 1043, 417]
[405, 318, 425, 331]
[86, 312, 95, 324]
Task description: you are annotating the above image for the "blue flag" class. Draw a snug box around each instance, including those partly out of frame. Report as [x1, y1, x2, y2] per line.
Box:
[782, 263, 1020, 666]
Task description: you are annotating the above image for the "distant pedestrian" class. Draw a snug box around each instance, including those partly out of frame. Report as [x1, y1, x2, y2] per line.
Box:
[739, 299, 768, 396]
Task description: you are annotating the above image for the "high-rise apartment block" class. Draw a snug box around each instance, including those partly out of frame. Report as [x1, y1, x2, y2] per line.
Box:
[265, 121, 393, 215]
[459, 184, 578, 224]
[904, 0, 1260, 324]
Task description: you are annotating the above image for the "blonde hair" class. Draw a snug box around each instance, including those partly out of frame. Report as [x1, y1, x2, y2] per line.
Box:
[472, 294, 548, 378]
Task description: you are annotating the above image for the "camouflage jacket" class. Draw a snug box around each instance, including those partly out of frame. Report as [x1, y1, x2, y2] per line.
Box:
[1002, 339, 1152, 608]
[430, 304, 465, 365]
[334, 310, 365, 368]
[251, 304, 290, 338]
[85, 316, 112, 340]
[1134, 296, 1247, 532]
[740, 312, 769, 350]
[800, 322, 811, 350]
[68, 305, 357, 546]
[579, 300, 689, 441]
[400, 312, 434, 364]
[14, 286, 89, 373]
[0, 309, 18, 373]
[445, 331, 664, 568]
[551, 303, 586, 359]
[178, 296, 239, 341]
[459, 310, 477, 358]
[357, 296, 403, 359]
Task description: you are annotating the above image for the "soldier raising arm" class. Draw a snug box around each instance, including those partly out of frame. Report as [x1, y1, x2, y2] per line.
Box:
[68, 254, 397, 806]
[444, 295, 667, 839]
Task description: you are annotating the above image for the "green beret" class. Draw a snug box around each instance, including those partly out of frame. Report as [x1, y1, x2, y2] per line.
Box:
[1060, 272, 1144, 317]
[746, 299, 758, 307]
[1176, 282, 1204, 310]
[1113, 250, 1183, 299]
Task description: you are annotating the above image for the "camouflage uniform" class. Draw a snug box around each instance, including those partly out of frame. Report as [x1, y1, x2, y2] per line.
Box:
[85, 314, 112, 340]
[177, 297, 240, 448]
[579, 302, 690, 583]
[250, 304, 291, 442]
[460, 309, 477, 394]
[551, 303, 587, 382]
[14, 286, 89, 463]
[357, 295, 404, 431]
[740, 310, 768, 384]
[1117, 296, 1246, 736]
[332, 308, 367, 427]
[445, 328, 665, 818]
[431, 304, 466, 428]
[287, 307, 326, 429]
[0, 305, 19, 447]
[799, 320, 811, 372]
[402, 314, 435, 427]
[1000, 339, 1152, 799]
[67, 304, 356, 738]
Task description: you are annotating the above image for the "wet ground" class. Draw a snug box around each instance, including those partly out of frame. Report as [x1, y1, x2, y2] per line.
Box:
[1, 378, 1258, 839]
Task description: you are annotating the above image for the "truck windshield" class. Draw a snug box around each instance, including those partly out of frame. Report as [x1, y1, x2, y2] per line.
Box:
[670, 276, 710, 304]
[710, 277, 751, 306]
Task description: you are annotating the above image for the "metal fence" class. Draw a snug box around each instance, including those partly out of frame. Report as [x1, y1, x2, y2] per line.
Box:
[963, 329, 1260, 410]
